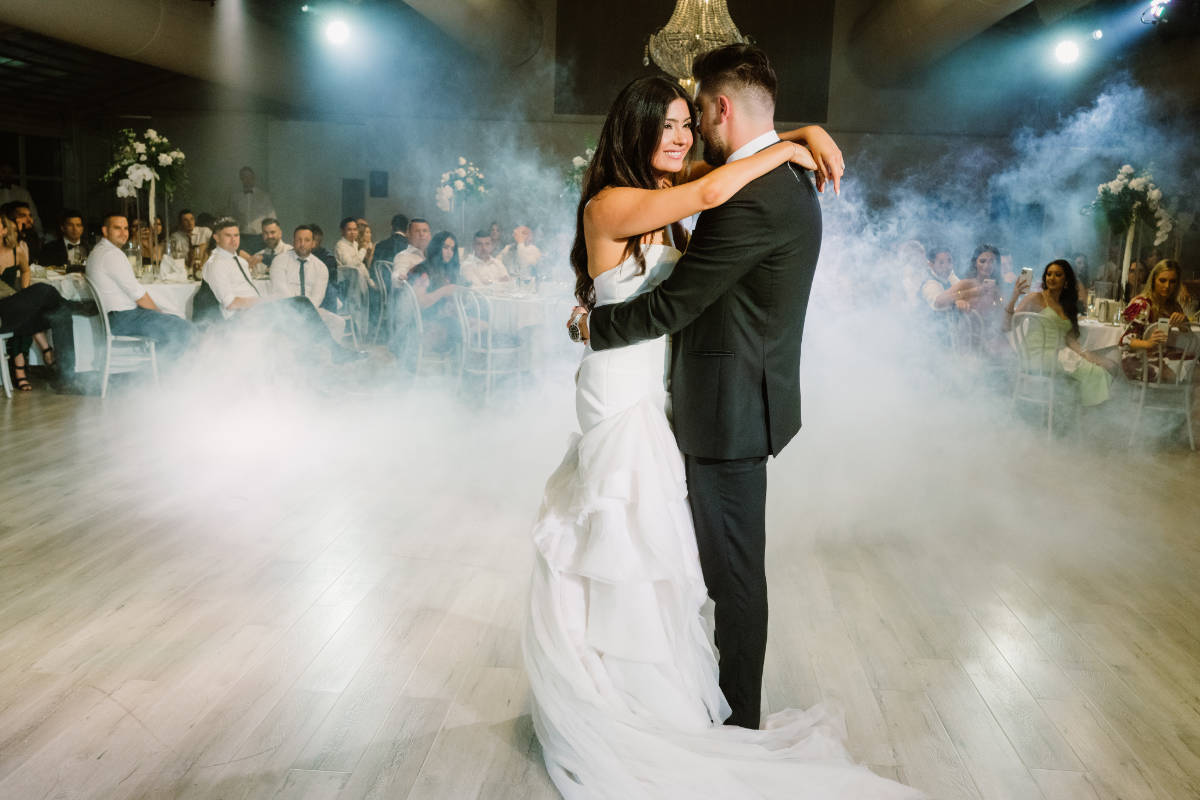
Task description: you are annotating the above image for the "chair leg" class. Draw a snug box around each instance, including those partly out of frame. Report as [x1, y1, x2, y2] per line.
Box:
[1184, 389, 1196, 451]
[1, 350, 12, 399]
[100, 342, 112, 399]
[149, 341, 159, 386]
[1128, 391, 1145, 448]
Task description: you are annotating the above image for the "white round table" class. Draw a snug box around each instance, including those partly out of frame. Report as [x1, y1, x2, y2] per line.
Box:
[1078, 318, 1124, 352]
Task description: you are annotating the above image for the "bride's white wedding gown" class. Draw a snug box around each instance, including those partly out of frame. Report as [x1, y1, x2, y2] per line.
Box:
[524, 244, 921, 799]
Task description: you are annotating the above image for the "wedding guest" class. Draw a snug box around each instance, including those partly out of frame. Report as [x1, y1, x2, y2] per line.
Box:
[391, 218, 433, 283]
[169, 209, 209, 274]
[0, 209, 30, 290]
[488, 221, 503, 250]
[460, 229, 510, 286]
[269, 224, 346, 340]
[356, 217, 375, 266]
[920, 246, 980, 313]
[308, 224, 340, 313]
[964, 244, 1005, 310]
[334, 216, 376, 295]
[1006, 258, 1112, 407]
[1, 200, 41, 264]
[1072, 252, 1093, 292]
[401, 258, 461, 354]
[86, 213, 195, 362]
[40, 209, 89, 271]
[202, 218, 362, 363]
[225, 166, 275, 253]
[499, 225, 542, 280]
[245, 217, 291, 274]
[1119, 258, 1195, 382]
[421, 231, 463, 287]
[895, 239, 926, 308]
[372, 213, 409, 264]
[0, 163, 40, 235]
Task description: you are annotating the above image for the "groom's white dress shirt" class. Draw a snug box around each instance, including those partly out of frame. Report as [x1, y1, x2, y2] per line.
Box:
[726, 130, 781, 164]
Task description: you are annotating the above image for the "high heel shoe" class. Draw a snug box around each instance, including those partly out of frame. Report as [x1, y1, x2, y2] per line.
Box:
[11, 360, 32, 392]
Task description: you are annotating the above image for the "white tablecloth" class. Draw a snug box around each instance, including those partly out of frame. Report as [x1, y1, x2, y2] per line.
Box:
[1078, 318, 1124, 352]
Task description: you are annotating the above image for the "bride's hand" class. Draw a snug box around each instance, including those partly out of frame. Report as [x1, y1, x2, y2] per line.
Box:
[788, 143, 819, 174]
[798, 126, 844, 195]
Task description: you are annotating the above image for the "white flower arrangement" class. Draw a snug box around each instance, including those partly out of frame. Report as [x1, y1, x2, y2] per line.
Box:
[1092, 164, 1172, 246]
[435, 156, 487, 212]
[564, 146, 595, 196]
[101, 127, 188, 197]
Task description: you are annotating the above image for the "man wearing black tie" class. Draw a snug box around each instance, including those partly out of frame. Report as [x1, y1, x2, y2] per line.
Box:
[40, 210, 89, 272]
[202, 218, 362, 363]
[269, 225, 347, 341]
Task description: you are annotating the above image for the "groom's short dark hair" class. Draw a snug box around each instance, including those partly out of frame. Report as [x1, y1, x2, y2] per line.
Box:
[692, 44, 777, 106]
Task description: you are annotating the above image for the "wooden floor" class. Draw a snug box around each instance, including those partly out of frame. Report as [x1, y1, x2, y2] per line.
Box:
[1, 372, 1198, 800]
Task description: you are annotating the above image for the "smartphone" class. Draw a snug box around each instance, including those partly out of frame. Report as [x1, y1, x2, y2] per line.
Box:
[1019, 267, 1033, 282]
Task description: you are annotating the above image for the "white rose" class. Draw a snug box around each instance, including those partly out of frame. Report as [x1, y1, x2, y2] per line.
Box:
[116, 179, 137, 198]
[171, 150, 184, 161]
[1129, 177, 1148, 191]
[479, 186, 487, 194]
[133, 142, 147, 154]
[477, 172, 484, 179]
[436, 184, 454, 212]
[458, 156, 467, 165]
[441, 172, 449, 182]
[158, 153, 173, 166]
[456, 168, 466, 177]
[1149, 188, 1162, 202]
[572, 156, 587, 168]
[466, 176, 474, 184]
[454, 180, 465, 191]
[145, 128, 158, 140]
[1120, 164, 1134, 175]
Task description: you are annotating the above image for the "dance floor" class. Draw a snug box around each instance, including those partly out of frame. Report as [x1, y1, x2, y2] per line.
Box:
[1, 360, 1198, 799]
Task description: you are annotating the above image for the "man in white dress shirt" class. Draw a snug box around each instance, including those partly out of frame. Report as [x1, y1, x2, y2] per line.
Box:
[226, 167, 276, 253]
[390, 218, 433, 286]
[202, 218, 362, 363]
[459, 230, 511, 286]
[86, 213, 195, 361]
[245, 217, 292, 275]
[269, 224, 346, 340]
[499, 225, 542, 280]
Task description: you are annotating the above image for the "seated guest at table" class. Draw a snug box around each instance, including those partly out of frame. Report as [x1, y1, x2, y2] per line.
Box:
[244, 217, 292, 275]
[372, 213, 409, 264]
[1006, 259, 1112, 407]
[401, 259, 462, 354]
[499, 225, 542, 280]
[391, 218, 433, 284]
[423, 232, 463, 287]
[1119, 258, 1195, 382]
[1, 210, 30, 290]
[1, 200, 42, 264]
[169, 209, 208, 275]
[334, 216, 376, 289]
[41, 209, 89, 271]
[920, 246, 980, 313]
[309, 224, 340, 313]
[1123, 258, 1149, 304]
[202, 218, 363, 363]
[964, 244, 1005, 309]
[895, 239, 926, 308]
[269, 224, 346, 341]
[0, 163, 40, 235]
[86, 213, 195, 363]
[488, 221, 503, 251]
[357, 217, 374, 265]
[460, 229, 510, 286]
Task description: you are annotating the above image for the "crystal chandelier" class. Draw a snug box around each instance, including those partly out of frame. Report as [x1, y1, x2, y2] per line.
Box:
[644, 0, 748, 91]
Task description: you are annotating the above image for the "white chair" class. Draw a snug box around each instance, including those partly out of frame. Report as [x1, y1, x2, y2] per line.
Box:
[390, 280, 461, 379]
[334, 266, 365, 349]
[369, 259, 392, 344]
[0, 326, 13, 398]
[1126, 322, 1197, 450]
[455, 288, 522, 400]
[949, 309, 984, 357]
[83, 277, 158, 398]
[1010, 311, 1075, 439]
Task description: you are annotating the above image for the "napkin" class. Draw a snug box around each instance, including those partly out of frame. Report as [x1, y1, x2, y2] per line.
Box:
[159, 254, 189, 282]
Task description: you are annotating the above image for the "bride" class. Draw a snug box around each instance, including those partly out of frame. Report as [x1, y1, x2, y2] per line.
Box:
[523, 75, 921, 799]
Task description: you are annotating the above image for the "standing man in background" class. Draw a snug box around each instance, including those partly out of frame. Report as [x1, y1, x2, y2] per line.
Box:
[226, 166, 275, 254]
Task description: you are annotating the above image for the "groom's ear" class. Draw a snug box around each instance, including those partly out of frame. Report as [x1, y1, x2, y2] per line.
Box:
[717, 95, 732, 123]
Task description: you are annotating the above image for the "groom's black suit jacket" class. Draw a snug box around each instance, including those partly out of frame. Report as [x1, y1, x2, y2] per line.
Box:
[589, 160, 821, 461]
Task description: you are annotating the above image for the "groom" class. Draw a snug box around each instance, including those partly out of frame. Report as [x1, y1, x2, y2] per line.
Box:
[573, 44, 840, 729]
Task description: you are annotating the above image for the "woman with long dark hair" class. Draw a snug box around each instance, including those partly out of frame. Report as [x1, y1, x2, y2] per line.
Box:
[524, 74, 918, 799]
[1006, 258, 1113, 406]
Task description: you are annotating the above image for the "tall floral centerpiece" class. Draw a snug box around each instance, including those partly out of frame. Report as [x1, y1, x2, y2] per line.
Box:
[435, 157, 487, 236]
[1090, 164, 1171, 291]
[102, 128, 187, 267]
[563, 146, 595, 199]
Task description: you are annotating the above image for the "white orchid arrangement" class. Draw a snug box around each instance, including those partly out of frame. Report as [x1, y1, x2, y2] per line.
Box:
[435, 157, 487, 212]
[564, 146, 596, 196]
[102, 128, 187, 199]
[1092, 164, 1172, 246]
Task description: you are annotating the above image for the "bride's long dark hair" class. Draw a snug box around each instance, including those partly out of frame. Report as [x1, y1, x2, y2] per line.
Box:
[572, 76, 694, 309]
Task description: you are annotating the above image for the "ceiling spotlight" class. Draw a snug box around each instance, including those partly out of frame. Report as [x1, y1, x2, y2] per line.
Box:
[325, 19, 350, 45]
[1054, 39, 1080, 64]
[1142, 0, 1171, 23]
[1091, 28, 1103, 40]
[301, 4, 310, 11]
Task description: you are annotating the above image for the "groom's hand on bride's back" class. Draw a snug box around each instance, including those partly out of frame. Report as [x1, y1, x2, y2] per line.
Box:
[567, 306, 589, 343]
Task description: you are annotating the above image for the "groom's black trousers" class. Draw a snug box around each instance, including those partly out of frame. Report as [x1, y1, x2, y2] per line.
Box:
[684, 453, 768, 730]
